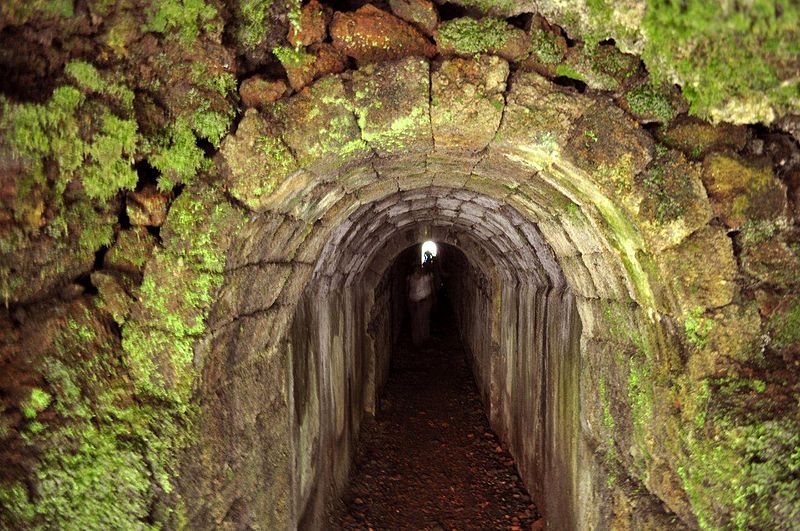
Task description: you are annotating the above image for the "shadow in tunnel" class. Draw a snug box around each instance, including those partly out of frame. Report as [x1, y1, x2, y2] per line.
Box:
[330, 245, 542, 530]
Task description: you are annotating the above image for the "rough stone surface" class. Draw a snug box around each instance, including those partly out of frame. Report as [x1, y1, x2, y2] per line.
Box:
[701, 152, 787, 229]
[660, 225, 737, 312]
[288, 0, 328, 48]
[239, 76, 288, 110]
[388, 0, 439, 36]
[350, 57, 432, 156]
[330, 5, 436, 65]
[126, 186, 170, 226]
[431, 55, 508, 153]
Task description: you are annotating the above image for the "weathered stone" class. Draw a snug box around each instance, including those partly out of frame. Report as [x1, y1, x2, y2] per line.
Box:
[104, 227, 156, 275]
[686, 303, 763, 381]
[239, 76, 288, 111]
[287, 0, 328, 47]
[560, 44, 639, 92]
[209, 263, 292, 330]
[519, 27, 567, 77]
[308, 42, 346, 78]
[91, 270, 135, 325]
[701, 152, 787, 229]
[435, 17, 528, 62]
[431, 55, 509, 153]
[740, 231, 800, 289]
[635, 150, 714, 251]
[219, 109, 299, 212]
[330, 5, 436, 65]
[660, 225, 737, 313]
[567, 100, 653, 200]
[276, 76, 371, 176]
[493, 71, 592, 167]
[350, 57, 432, 156]
[658, 116, 750, 159]
[126, 186, 170, 227]
[388, 0, 439, 36]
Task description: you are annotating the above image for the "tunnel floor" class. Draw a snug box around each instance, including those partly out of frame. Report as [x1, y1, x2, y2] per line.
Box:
[330, 305, 541, 530]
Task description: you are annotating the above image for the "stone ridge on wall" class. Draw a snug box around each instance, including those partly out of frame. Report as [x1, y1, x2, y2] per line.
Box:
[0, 0, 798, 529]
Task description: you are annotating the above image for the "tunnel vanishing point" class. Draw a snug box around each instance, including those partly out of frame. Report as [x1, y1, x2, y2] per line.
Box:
[1, 0, 800, 529]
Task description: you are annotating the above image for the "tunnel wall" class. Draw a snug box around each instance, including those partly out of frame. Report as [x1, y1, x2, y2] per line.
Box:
[445, 245, 582, 527]
[289, 285, 375, 528]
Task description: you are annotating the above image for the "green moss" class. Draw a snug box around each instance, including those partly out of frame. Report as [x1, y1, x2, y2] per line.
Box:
[83, 114, 139, 201]
[122, 186, 244, 401]
[0, 0, 74, 24]
[626, 82, 677, 123]
[555, 63, 586, 82]
[143, 0, 220, 45]
[528, 29, 563, 64]
[65, 60, 106, 93]
[436, 17, 512, 56]
[1, 302, 196, 529]
[21, 388, 52, 419]
[641, 155, 687, 223]
[237, 0, 275, 49]
[273, 45, 315, 68]
[739, 219, 778, 246]
[189, 63, 236, 97]
[770, 299, 800, 351]
[642, 0, 800, 120]
[677, 377, 800, 529]
[149, 119, 209, 190]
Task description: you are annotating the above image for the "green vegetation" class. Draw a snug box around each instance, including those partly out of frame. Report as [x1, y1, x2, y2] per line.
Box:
[554, 63, 585, 81]
[143, 0, 220, 45]
[238, 0, 275, 48]
[641, 154, 687, 223]
[528, 29, 563, 64]
[0, 303, 193, 529]
[436, 17, 512, 56]
[149, 119, 209, 190]
[122, 186, 244, 401]
[770, 298, 800, 351]
[625, 82, 676, 123]
[21, 388, 52, 419]
[641, 0, 800, 120]
[273, 45, 315, 68]
[677, 376, 800, 529]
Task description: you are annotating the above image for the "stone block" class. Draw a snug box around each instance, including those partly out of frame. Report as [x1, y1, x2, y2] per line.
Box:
[351, 57, 432, 157]
[431, 55, 509, 152]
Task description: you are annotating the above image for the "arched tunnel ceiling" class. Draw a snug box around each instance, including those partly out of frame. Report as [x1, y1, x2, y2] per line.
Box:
[310, 186, 568, 294]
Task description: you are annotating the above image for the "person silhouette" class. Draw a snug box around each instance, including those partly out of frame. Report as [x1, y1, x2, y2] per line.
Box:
[407, 261, 435, 346]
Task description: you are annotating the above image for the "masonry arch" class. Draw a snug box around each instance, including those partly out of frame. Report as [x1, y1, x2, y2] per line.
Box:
[138, 56, 731, 529]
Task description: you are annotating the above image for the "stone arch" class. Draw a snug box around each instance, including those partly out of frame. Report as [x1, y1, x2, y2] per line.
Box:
[133, 55, 737, 529]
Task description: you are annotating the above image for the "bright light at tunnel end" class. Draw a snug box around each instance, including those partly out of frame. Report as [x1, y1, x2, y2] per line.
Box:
[421, 240, 437, 264]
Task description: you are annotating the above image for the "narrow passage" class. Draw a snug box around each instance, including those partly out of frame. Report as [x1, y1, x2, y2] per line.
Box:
[331, 306, 541, 530]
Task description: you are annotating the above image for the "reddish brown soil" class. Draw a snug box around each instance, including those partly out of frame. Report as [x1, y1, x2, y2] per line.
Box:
[330, 310, 540, 530]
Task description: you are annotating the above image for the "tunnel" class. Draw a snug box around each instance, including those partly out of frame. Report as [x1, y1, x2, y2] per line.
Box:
[288, 187, 581, 527]
[3, 4, 799, 528]
[163, 58, 744, 530]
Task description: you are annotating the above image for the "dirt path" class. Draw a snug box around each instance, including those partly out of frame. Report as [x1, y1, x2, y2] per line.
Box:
[330, 309, 540, 530]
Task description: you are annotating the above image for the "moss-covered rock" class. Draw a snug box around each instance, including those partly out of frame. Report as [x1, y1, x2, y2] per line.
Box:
[657, 116, 750, 159]
[701, 152, 787, 230]
[330, 4, 436, 65]
[351, 57, 432, 156]
[431, 55, 508, 153]
[219, 109, 299, 212]
[636, 148, 713, 251]
[435, 16, 528, 61]
[561, 43, 639, 92]
[660, 225, 737, 313]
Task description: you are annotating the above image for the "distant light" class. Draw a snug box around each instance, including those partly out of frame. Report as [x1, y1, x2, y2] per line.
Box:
[421, 241, 437, 264]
